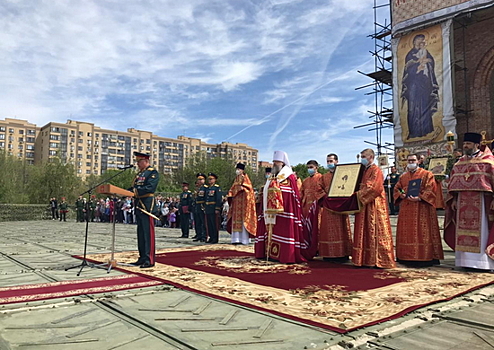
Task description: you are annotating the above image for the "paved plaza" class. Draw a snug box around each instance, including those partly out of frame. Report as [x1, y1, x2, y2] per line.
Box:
[0, 219, 493, 350]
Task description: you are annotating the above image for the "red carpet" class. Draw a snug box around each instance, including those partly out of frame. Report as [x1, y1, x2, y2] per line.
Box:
[85, 245, 494, 333]
[0, 274, 162, 305]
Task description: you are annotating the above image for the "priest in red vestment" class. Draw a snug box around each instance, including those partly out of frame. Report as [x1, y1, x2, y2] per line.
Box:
[394, 154, 444, 266]
[317, 153, 353, 260]
[353, 149, 396, 268]
[300, 160, 323, 217]
[444, 132, 494, 270]
[227, 163, 257, 245]
[255, 151, 306, 263]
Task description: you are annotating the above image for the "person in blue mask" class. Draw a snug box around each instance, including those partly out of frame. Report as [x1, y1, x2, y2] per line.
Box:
[300, 160, 322, 217]
[316, 153, 353, 262]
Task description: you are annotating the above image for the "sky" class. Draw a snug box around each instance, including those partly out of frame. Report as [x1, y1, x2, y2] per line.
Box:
[1, 0, 394, 166]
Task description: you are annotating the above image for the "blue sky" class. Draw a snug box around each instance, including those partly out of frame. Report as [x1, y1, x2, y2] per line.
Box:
[1, 0, 393, 166]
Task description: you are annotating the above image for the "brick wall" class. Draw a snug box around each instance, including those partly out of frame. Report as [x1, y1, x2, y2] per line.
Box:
[453, 6, 494, 142]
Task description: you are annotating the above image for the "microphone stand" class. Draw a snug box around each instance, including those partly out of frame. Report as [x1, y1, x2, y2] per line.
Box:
[65, 166, 133, 276]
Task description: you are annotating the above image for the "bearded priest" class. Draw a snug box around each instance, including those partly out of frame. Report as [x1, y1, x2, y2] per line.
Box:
[445, 132, 494, 270]
[254, 151, 306, 263]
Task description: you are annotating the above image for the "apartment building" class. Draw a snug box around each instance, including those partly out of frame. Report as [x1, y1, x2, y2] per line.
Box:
[0, 118, 39, 165]
[1, 118, 258, 177]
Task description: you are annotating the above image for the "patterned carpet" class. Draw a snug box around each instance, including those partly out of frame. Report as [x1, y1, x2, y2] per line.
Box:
[86, 245, 494, 333]
[0, 274, 163, 305]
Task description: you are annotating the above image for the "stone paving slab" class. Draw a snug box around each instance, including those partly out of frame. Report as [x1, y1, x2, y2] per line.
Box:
[0, 220, 492, 350]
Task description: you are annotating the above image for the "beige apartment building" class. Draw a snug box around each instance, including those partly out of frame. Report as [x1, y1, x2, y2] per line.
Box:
[1, 118, 258, 177]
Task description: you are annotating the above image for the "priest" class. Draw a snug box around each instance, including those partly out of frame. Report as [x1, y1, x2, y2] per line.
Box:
[254, 151, 306, 263]
[445, 132, 494, 270]
[394, 153, 444, 266]
[353, 148, 396, 268]
[227, 163, 257, 245]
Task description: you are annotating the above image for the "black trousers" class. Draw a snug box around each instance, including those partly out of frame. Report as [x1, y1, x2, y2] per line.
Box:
[180, 213, 190, 237]
[205, 212, 219, 243]
[51, 207, 59, 219]
[59, 211, 66, 221]
[194, 210, 206, 240]
[136, 210, 155, 265]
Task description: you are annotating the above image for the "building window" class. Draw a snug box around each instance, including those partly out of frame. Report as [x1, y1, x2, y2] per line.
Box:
[49, 142, 58, 148]
[78, 146, 83, 151]
[19, 130, 24, 134]
[0, 127, 5, 132]
[51, 127, 59, 132]
[86, 162, 92, 167]
[9, 128, 14, 133]
[0, 134, 4, 140]
[49, 150, 57, 156]
[78, 131, 83, 136]
[87, 132, 92, 137]
[78, 139, 83, 143]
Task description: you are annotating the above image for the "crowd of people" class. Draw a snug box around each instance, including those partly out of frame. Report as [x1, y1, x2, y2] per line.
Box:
[49, 133, 494, 271]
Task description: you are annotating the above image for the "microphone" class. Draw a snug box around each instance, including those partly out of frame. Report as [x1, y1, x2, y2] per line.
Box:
[118, 164, 134, 170]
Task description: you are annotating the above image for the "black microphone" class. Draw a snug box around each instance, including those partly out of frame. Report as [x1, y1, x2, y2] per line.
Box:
[118, 164, 134, 170]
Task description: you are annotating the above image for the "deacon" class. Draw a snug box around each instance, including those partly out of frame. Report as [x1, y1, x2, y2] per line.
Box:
[317, 153, 353, 261]
[254, 151, 306, 263]
[205, 173, 222, 244]
[179, 182, 193, 238]
[353, 148, 396, 268]
[445, 132, 494, 270]
[394, 154, 444, 266]
[300, 160, 323, 217]
[130, 152, 159, 268]
[227, 163, 257, 245]
[192, 174, 208, 242]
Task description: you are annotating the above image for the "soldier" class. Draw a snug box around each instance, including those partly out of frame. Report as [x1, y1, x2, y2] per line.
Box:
[179, 182, 193, 238]
[205, 172, 222, 244]
[49, 197, 59, 220]
[75, 195, 85, 222]
[89, 195, 97, 222]
[385, 166, 401, 215]
[59, 197, 68, 222]
[130, 152, 159, 268]
[192, 174, 208, 242]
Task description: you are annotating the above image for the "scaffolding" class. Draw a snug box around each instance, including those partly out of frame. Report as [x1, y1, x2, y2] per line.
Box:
[355, 0, 394, 157]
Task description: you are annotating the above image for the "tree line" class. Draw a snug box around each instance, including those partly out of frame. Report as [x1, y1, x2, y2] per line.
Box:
[2, 151, 325, 204]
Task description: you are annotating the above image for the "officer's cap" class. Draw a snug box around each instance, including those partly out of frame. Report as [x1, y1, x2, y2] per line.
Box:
[208, 172, 218, 179]
[134, 151, 151, 161]
[196, 173, 206, 179]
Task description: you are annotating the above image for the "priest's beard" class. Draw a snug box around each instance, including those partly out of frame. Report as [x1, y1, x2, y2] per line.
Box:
[272, 164, 282, 175]
[464, 148, 476, 156]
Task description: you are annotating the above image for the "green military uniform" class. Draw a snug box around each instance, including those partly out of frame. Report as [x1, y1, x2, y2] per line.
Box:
[131, 152, 159, 268]
[75, 196, 85, 222]
[193, 173, 208, 242]
[59, 199, 68, 222]
[89, 196, 97, 222]
[205, 173, 222, 244]
[179, 183, 193, 238]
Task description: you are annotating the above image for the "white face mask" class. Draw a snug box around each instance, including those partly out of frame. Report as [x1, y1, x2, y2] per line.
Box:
[235, 169, 242, 176]
[407, 163, 418, 170]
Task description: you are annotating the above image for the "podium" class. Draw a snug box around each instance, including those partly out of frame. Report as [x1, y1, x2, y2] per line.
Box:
[97, 184, 135, 272]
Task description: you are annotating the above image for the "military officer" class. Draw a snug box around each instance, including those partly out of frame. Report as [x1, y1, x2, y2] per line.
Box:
[192, 173, 208, 242]
[205, 172, 222, 244]
[179, 182, 193, 238]
[75, 195, 85, 222]
[59, 197, 68, 222]
[89, 195, 97, 222]
[130, 152, 159, 268]
[385, 166, 401, 215]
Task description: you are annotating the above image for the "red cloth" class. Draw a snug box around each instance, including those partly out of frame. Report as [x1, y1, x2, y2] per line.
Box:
[255, 173, 306, 263]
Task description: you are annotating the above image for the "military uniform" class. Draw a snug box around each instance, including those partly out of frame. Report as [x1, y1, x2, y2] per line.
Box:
[131, 152, 159, 268]
[193, 174, 208, 242]
[75, 197, 85, 222]
[59, 199, 68, 222]
[179, 183, 193, 238]
[205, 173, 222, 244]
[89, 196, 97, 222]
[386, 171, 400, 215]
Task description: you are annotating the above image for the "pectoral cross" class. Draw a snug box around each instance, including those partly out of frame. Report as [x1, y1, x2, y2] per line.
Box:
[464, 172, 471, 180]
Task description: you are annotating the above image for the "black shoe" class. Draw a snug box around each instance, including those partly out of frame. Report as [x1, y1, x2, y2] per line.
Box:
[180, 235, 189, 238]
[192, 238, 201, 242]
[140, 263, 155, 269]
[191, 236, 199, 240]
[130, 260, 144, 266]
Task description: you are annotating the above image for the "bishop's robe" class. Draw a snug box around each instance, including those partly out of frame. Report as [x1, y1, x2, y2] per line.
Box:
[317, 171, 353, 258]
[255, 166, 306, 263]
[227, 173, 257, 240]
[353, 164, 396, 268]
[300, 172, 322, 217]
[444, 149, 494, 270]
[394, 168, 444, 262]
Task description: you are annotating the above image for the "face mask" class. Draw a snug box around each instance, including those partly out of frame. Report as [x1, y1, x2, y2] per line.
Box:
[307, 168, 315, 176]
[407, 163, 418, 170]
[265, 174, 271, 179]
[235, 169, 241, 176]
[326, 163, 335, 170]
[361, 158, 369, 166]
